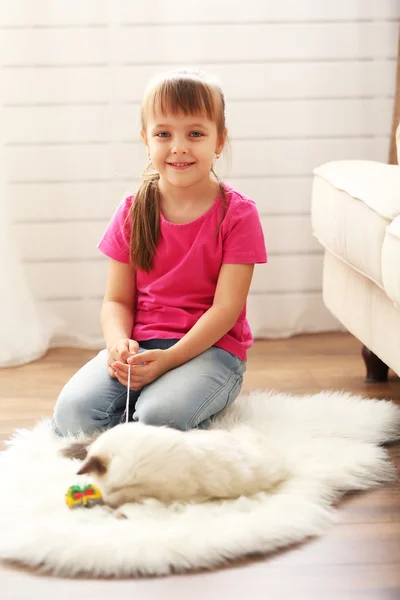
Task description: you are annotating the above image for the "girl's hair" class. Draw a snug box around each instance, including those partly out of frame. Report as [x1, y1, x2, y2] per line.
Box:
[129, 69, 228, 271]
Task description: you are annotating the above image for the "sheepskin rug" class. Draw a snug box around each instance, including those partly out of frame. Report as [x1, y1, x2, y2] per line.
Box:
[0, 390, 399, 578]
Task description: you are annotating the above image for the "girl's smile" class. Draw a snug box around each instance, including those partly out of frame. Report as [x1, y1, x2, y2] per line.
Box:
[167, 161, 196, 170]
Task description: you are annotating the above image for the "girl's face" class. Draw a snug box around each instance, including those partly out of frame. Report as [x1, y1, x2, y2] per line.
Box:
[142, 109, 225, 190]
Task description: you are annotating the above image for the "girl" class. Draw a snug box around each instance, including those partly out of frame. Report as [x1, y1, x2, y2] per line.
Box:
[53, 69, 267, 437]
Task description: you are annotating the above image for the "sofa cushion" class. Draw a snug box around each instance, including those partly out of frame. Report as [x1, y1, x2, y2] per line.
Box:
[382, 216, 400, 308]
[312, 176, 388, 288]
[313, 160, 400, 220]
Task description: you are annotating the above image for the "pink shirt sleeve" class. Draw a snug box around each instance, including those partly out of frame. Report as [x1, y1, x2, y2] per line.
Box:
[222, 199, 267, 264]
[97, 196, 134, 263]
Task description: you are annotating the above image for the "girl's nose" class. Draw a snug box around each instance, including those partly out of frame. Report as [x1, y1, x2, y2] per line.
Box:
[171, 138, 189, 154]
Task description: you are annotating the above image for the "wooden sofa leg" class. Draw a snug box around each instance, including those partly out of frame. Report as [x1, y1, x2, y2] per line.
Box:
[361, 345, 389, 383]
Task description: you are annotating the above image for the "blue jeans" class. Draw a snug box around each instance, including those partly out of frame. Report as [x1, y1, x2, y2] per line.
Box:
[52, 339, 246, 436]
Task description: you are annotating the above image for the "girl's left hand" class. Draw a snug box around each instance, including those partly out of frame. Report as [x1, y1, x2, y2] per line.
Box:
[112, 349, 172, 391]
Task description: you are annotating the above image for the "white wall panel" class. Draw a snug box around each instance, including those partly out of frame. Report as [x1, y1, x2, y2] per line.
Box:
[38, 299, 104, 343]
[13, 223, 106, 260]
[8, 178, 313, 221]
[8, 181, 135, 221]
[11, 215, 320, 261]
[2, 2, 397, 341]
[0, 0, 108, 26]
[4, 23, 396, 67]
[113, 23, 398, 63]
[5, 145, 113, 182]
[3, 67, 110, 105]
[25, 256, 325, 299]
[3, 106, 111, 143]
[4, 99, 392, 144]
[23, 261, 108, 299]
[114, 61, 397, 102]
[2, 29, 108, 66]
[4, 62, 395, 106]
[112, 0, 400, 23]
[2, 0, 399, 26]
[37, 293, 342, 345]
[247, 293, 342, 338]
[111, 99, 393, 141]
[5, 138, 389, 183]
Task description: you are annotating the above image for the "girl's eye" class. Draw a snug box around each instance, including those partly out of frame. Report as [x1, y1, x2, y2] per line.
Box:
[155, 131, 204, 138]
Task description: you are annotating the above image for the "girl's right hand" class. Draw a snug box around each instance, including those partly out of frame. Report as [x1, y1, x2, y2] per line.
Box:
[107, 338, 139, 379]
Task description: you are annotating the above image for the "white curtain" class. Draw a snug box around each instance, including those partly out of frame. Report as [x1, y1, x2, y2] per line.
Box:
[0, 146, 60, 366]
[0, 61, 99, 366]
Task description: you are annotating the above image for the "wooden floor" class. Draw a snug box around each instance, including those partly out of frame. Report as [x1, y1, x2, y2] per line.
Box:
[1, 332, 399, 600]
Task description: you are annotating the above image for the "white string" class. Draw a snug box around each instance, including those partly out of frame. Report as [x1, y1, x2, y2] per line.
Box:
[126, 363, 131, 423]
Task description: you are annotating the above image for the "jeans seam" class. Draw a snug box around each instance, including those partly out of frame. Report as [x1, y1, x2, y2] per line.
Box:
[187, 369, 238, 428]
[223, 376, 243, 413]
[92, 386, 135, 423]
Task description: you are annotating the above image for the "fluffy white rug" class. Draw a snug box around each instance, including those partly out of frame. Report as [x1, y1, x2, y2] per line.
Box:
[0, 390, 399, 578]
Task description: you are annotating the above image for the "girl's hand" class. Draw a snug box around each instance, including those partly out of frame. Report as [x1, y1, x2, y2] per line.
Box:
[112, 349, 172, 391]
[107, 338, 139, 379]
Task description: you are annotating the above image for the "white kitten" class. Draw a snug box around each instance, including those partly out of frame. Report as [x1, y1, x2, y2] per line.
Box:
[73, 423, 290, 508]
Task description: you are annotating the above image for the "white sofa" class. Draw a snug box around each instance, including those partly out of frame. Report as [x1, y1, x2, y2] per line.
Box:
[311, 159, 400, 381]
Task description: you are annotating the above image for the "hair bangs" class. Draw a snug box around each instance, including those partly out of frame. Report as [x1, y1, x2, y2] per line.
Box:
[143, 77, 219, 126]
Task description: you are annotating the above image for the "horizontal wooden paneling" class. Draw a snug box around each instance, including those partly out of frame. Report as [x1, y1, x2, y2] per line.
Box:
[113, 23, 399, 63]
[114, 99, 392, 140]
[2, 23, 398, 67]
[13, 223, 104, 260]
[36, 291, 341, 342]
[225, 99, 393, 139]
[5, 145, 113, 182]
[3, 62, 396, 105]
[262, 216, 321, 255]
[8, 181, 136, 221]
[23, 256, 323, 299]
[3, 99, 392, 143]
[247, 292, 342, 338]
[8, 178, 313, 222]
[5, 138, 390, 182]
[1, 0, 399, 27]
[2, 67, 111, 105]
[112, 0, 400, 23]
[251, 255, 325, 293]
[23, 261, 107, 299]
[0, 0, 108, 26]
[226, 178, 313, 215]
[116, 61, 397, 102]
[1, 29, 108, 66]
[38, 298, 104, 342]
[12, 215, 319, 261]
[3, 2, 396, 342]
[3, 105, 112, 143]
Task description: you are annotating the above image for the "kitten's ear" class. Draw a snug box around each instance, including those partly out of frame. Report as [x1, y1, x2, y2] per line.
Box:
[61, 441, 89, 460]
[77, 456, 107, 476]
[60, 431, 100, 460]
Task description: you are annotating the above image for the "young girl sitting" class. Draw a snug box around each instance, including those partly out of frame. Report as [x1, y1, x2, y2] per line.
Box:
[53, 69, 267, 437]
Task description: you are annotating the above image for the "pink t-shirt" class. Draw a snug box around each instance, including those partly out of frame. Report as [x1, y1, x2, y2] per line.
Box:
[98, 184, 267, 360]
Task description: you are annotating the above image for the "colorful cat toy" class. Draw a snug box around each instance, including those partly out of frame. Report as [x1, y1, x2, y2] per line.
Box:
[65, 366, 129, 510]
[65, 484, 103, 509]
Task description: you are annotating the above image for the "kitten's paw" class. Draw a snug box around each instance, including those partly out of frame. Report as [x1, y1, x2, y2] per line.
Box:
[103, 505, 127, 519]
[114, 508, 128, 520]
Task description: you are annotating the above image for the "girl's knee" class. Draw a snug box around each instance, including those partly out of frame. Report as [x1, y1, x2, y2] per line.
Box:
[52, 350, 126, 437]
[134, 402, 190, 431]
[53, 387, 98, 437]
